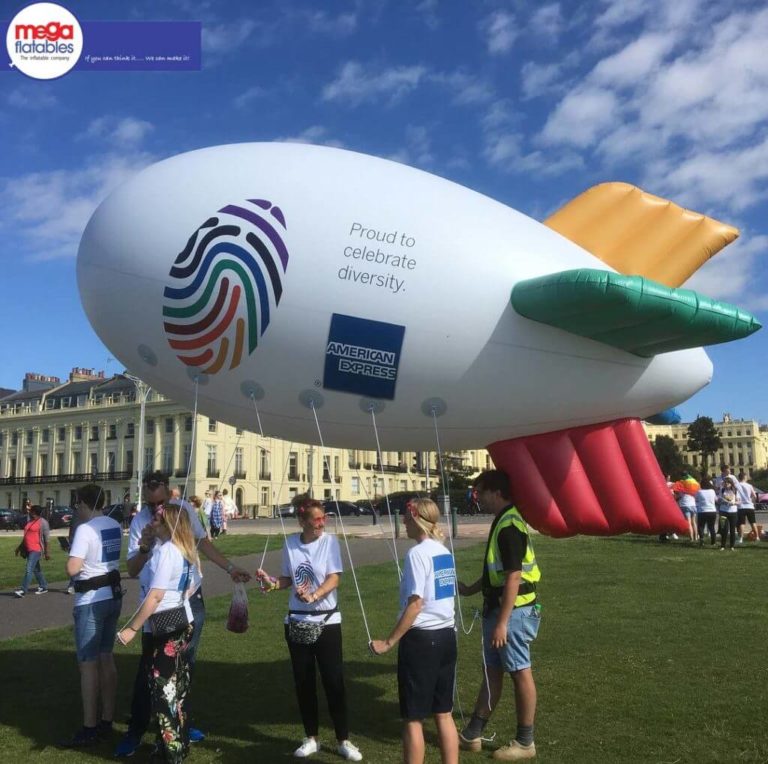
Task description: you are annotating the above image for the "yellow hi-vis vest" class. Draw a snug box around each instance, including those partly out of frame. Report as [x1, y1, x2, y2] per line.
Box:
[486, 505, 541, 608]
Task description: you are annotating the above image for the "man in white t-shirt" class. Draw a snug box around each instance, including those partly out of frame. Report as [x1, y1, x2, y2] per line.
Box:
[115, 471, 251, 757]
[202, 491, 213, 520]
[63, 483, 123, 748]
[222, 488, 236, 530]
[736, 472, 759, 544]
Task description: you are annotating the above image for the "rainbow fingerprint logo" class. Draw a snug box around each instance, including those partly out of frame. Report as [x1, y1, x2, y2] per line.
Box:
[163, 199, 289, 373]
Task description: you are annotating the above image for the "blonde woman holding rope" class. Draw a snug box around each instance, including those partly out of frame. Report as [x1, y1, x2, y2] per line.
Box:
[370, 498, 459, 764]
[116, 503, 198, 763]
[256, 496, 363, 761]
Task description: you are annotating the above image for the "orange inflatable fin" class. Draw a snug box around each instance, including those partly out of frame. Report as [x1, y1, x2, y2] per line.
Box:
[544, 182, 739, 288]
[487, 418, 688, 537]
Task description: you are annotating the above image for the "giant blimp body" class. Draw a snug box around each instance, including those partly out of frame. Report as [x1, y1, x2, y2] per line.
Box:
[77, 143, 760, 536]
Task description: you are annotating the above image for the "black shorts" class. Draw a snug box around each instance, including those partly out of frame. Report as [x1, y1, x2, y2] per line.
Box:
[738, 508, 756, 525]
[397, 627, 456, 721]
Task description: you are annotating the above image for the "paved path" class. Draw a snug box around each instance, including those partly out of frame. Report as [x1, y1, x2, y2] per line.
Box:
[0, 533, 486, 641]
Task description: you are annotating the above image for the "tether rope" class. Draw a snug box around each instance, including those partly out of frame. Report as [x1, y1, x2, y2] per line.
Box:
[310, 402, 372, 643]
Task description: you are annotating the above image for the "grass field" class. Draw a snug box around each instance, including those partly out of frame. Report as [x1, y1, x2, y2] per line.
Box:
[0, 535, 283, 590]
[1, 534, 767, 762]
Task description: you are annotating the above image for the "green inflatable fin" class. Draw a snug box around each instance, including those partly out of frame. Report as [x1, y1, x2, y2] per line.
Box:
[511, 268, 761, 357]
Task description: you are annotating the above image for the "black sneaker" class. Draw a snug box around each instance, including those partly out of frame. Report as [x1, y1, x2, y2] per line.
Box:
[98, 720, 114, 737]
[60, 726, 99, 748]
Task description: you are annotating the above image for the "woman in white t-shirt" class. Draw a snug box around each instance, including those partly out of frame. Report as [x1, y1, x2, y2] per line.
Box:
[256, 497, 362, 761]
[117, 504, 198, 763]
[695, 478, 718, 546]
[63, 483, 123, 747]
[371, 498, 459, 764]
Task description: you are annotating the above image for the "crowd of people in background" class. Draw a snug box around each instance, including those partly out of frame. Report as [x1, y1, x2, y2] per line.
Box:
[671, 465, 763, 550]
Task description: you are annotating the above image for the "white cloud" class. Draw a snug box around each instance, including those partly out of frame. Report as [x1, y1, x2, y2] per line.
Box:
[6, 87, 58, 110]
[233, 86, 266, 109]
[590, 32, 676, 88]
[322, 62, 428, 105]
[480, 11, 517, 55]
[273, 125, 344, 148]
[83, 116, 154, 147]
[202, 19, 261, 55]
[529, 4, 563, 41]
[684, 233, 768, 311]
[387, 125, 434, 168]
[431, 71, 495, 105]
[1, 151, 154, 261]
[302, 10, 357, 36]
[540, 87, 619, 147]
[520, 62, 562, 99]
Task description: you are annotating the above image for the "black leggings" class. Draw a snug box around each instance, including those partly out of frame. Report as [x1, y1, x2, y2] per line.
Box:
[285, 622, 348, 741]
[720, 513, 738, 548]
[697, 513, 717, 544]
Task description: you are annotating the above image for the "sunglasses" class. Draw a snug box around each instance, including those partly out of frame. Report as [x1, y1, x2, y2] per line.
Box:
[144, 480, 167, 490]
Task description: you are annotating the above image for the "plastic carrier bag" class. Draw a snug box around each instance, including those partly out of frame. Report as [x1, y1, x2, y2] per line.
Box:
[226, 582, 249, 633]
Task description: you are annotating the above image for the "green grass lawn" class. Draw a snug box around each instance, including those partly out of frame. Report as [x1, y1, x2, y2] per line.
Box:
[1, 534, 767, 762]
[0, 535, 283, 590]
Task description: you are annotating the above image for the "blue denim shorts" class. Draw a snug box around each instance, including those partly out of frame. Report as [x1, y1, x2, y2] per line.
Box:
[73, 597, 123, 661]
[483, 604, 541, 672]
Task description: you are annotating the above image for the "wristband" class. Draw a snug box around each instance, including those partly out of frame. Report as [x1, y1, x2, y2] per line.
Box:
[139, 544, 150, 555]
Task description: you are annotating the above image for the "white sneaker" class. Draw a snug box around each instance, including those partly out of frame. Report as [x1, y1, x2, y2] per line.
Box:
[294, 738, 319, 758]
[13, 589, 24, 598]
[337, 740, 363, 761]
[66, 585, 74, 595]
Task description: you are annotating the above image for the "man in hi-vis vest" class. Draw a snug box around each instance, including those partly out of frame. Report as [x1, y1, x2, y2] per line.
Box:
[457, 470, 542, 761]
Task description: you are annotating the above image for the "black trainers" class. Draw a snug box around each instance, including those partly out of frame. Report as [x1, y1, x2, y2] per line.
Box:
[60, 726, 99, 748]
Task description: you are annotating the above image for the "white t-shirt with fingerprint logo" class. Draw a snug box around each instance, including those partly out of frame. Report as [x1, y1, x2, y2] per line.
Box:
[282, 532, 343, 625]
[69, 515, 123, 607]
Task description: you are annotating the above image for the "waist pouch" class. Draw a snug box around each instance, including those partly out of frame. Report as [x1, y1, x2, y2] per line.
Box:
[287, 607, 338, 645]
[74, 569, 122, 599]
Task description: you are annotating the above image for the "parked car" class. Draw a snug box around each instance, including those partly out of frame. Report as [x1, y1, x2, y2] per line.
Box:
[46, 505, 74, 529]
[278, 503, 297, 518]
[103, 503, 126, 525]
[756, 489, 768, 511]
[373, 491, 437, 517]
[0, 509, 26, 531]
[354, 499, 375, 516]
[322, 500, 363, 517]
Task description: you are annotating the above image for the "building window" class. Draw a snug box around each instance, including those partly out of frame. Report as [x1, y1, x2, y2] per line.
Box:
[185, 417, 193, 432]
[162, 444, 173, 473]
[25, 456, 32, 478]
[235, 447, 244, 476]
[12, 432, 18, 446]
[351, 476, 360, 495]
[42, 428, 50, 444]
[72, 452, 81, 473]
[288, 451, 298, 481]
[144, 447, 154, 471]
[25, 430, 33, 446]
[74, 426, 83, 441]
[208, 418, 217, 433]
[165, 417, 174, 434]
[39, 454, 48, 476]
[90, 425, 99, 441]
[145, 418, 154, 436]
[108, 424, 117, 439]
[126, 422, 134, 438]
[260, 486, 269, 505]
[260, 449, 270, 478]
[126, 450, 134, 475]
[183, 443, 192, 471]
[90, 453, 98, 475]
[9, 458, 16, 477]
[55, 452, 64, 474]
[107, 452, 116, 475]
[0, 432, 4, 447]
[206, 445, 217, 476]
[57, 427, 65, 443]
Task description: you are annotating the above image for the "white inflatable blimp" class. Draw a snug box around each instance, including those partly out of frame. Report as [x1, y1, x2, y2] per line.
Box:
[77, 143, 760, 536]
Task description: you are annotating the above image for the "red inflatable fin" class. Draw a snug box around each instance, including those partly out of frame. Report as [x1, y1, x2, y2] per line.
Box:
[487, 418, 688, 537]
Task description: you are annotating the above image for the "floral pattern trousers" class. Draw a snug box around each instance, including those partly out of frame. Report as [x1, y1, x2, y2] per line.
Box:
[150, 625, 193, 762]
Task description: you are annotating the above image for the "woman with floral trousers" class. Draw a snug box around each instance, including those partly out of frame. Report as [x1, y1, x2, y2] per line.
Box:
[151, 625, 193, 762]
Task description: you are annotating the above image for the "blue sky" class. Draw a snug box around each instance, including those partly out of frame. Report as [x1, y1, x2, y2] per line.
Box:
[1, 0, 766, 424]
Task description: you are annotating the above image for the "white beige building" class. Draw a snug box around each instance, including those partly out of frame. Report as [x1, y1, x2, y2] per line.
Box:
[643, 413, 768, 473]
[0, 369, 491, 512]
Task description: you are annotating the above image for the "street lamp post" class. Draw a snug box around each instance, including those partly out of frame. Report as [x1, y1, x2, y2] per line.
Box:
[125, 373, 151, 507]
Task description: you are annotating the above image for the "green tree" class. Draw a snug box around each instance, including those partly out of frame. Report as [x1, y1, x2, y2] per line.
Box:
[686, 416, 722, 474]
[652, 435, 687, 479]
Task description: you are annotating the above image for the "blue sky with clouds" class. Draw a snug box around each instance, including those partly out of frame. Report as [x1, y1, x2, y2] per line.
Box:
[1, 0, 766, 423]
